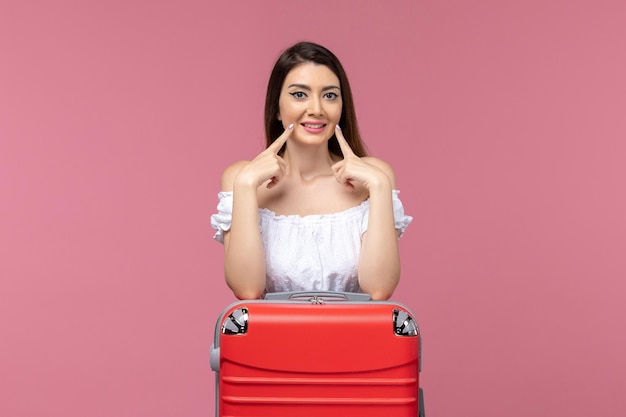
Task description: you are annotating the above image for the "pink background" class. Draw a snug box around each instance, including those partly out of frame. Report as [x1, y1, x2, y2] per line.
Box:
[2, 1, 625, 416]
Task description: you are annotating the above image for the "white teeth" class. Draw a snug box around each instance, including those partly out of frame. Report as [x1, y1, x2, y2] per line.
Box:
[303, 124, 324, 128]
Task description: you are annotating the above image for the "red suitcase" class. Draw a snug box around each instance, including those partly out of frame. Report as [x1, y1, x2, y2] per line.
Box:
[210, 291, 424, 417]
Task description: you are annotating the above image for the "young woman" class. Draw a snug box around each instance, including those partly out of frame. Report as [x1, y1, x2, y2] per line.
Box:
[211, 41, 412, 300]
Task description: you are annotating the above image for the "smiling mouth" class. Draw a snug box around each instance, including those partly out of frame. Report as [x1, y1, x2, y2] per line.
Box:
[302, 123, 326, 128]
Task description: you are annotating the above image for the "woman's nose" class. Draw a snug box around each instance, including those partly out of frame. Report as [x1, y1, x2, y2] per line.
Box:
[307, 97, 323, 115]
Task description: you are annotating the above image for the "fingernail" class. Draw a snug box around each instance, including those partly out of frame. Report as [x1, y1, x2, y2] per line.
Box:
[288, 123, 294, 130]
[335, 124, 341, 131]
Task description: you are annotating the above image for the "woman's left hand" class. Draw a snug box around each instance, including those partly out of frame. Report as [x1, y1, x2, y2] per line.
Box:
[332, 125, 391, 192]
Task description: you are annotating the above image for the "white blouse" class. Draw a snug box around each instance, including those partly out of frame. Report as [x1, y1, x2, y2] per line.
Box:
[211, 190, 412, 294]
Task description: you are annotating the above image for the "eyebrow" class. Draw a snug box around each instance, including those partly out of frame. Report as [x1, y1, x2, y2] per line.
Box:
[287, 83, 341, 91]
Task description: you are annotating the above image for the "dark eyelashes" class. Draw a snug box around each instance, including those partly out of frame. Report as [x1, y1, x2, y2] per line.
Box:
[288, 91, 340, 100]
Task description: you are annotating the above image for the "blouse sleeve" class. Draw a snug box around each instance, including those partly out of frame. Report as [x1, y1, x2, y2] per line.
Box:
[361, 190, 413, 238]
[210, 191, 233, 244]
[392, 190, 413, 238]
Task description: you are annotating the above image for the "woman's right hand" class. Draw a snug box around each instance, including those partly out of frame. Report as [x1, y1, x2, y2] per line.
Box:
[234, 124, 293, 190]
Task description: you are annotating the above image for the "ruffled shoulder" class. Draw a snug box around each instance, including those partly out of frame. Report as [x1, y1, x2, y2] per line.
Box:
[361, 190, 413, 238]
[392, 190, 413, 237]
[210, 191, 233, 244]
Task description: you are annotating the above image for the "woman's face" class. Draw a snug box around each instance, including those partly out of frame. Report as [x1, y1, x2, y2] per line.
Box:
[277, 62, 342, 146]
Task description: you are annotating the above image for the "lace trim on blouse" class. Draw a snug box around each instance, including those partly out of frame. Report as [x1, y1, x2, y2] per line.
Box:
[210, 190, 412, 244]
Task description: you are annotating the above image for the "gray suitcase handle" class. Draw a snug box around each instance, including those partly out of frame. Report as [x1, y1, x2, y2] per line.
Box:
[264, 291, 371, 302]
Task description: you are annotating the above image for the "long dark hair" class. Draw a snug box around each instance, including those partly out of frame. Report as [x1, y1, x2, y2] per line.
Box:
[264, 41, 367, 157]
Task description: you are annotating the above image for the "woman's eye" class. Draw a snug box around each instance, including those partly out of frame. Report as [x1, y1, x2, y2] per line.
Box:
[289, 92, 307, 99]
[324, 92, 339, 100]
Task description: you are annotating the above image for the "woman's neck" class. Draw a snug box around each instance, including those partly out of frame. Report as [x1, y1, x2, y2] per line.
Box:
[282, 143, 338, 181]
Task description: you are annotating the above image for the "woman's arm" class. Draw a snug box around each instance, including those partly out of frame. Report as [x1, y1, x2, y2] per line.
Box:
[220, 126, 292, 299]
[357, 158, 400, 300]
[221, 161, 267, 299]
[332, 126, 401, 300]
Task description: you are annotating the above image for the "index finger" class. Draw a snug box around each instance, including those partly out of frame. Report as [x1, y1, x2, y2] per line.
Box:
[334, 124, 355, 157]
[267, 123, 293, 153]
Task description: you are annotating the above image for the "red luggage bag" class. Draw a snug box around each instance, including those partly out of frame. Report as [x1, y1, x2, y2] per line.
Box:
[210, 292, 424, 417]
